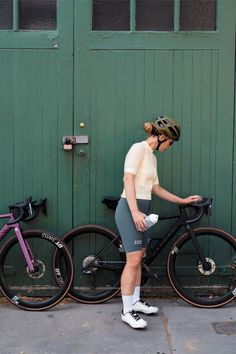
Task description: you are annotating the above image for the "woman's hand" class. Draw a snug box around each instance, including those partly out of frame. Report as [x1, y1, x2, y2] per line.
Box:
[152, 185, 202, 205]
[180, 195, 202, 204]
[131, 210, 147, 232]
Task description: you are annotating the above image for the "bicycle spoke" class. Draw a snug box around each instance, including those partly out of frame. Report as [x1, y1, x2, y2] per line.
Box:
[168, 228, 236, 307]
[63, 226, 124, 303]
[0, 231, 73, 310]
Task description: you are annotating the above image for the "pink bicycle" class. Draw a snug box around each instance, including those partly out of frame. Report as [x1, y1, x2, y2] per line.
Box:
[0, 197, 73, 311]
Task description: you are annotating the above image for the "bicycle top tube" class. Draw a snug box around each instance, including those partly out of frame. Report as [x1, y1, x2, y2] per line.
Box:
[102, 195, 212, 224]
[0, 213, 18, 228]
[0, 215, 20, 240]
[0, 213, 12, 219]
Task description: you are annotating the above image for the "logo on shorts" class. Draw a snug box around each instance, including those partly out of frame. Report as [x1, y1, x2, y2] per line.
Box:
[134, 240, 142, 245]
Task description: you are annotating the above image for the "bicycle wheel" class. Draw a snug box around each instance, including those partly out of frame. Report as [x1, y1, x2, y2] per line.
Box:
[167, 227, 236, 308]
[61, 225, 125, 303]
[0, 230, 74, 311]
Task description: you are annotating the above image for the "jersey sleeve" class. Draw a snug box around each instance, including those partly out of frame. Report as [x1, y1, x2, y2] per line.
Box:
[124, 143, 145, 175]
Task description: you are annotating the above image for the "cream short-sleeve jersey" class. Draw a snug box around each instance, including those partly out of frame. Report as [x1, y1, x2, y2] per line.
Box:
[121, 141, 159, 200]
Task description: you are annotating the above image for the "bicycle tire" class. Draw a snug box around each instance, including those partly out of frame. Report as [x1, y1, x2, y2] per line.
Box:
[61, 224, 125, 304]
[0, 230, 74, 311]
[167, 227, 236, 308]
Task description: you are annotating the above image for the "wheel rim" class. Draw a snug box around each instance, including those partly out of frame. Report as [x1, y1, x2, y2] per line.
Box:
[0, 233, 72, 310]
[168, 229, 236, 307]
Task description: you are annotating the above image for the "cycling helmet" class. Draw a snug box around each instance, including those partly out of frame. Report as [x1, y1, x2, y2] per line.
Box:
[153, 116, 181, 141]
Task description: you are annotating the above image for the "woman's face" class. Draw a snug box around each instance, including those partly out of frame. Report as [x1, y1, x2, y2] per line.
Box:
[157, 135, 175, 152]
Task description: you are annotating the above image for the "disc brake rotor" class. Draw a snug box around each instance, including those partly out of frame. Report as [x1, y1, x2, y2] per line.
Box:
[27, 260, 46, 279]
[198, 258, 216, 275]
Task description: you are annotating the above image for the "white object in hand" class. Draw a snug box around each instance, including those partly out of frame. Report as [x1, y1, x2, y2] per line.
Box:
[144, 214, 159, 229]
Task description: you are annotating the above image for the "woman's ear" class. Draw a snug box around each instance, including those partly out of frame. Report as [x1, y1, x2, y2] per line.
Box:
[158, 134, 166, 142]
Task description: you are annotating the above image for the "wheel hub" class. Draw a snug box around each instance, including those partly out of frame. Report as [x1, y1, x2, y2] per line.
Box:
[83, 255, 99, 274]
[198, 258, 216, 275]
[27, 260, 45, 279]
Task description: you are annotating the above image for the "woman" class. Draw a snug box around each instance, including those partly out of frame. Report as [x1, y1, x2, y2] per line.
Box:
[115, 115, 201, 329]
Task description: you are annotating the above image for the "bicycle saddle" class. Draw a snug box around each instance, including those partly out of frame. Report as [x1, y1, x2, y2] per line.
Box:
[102, 196, 120, 210]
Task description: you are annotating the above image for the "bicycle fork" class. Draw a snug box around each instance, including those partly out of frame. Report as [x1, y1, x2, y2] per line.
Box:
[186, 225, 211, 271]
[15, 225, 35, 273]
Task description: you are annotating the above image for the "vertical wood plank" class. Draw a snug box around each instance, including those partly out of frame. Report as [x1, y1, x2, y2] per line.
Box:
[13, 0, 19, 31]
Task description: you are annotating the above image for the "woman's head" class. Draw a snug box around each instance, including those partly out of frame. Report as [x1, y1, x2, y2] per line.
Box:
[144, 115, 181, 151]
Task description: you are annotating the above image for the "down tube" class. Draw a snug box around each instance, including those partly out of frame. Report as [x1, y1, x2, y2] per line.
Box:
[145, 220, 184, 265]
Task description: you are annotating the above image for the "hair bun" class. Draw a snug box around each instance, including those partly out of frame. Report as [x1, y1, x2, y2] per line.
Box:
[143, 122, 154, 134]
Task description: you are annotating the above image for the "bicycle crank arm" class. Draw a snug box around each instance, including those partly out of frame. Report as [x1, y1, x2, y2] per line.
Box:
[82, 263, 124, 273]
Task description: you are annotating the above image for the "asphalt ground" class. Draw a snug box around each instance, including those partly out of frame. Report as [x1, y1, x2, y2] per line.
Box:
[0, 297, 235, 354]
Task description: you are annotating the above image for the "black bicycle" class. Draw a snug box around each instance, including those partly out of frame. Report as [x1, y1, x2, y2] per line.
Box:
[62, 197, 236, 308]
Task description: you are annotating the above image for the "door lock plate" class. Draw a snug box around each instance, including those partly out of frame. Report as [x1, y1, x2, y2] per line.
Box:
[62, 136, 89, 144]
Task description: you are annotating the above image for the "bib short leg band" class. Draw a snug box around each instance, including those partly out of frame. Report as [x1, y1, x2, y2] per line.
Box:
[115, 198, 152, 253]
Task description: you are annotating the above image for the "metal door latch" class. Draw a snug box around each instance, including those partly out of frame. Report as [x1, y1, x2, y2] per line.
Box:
[62, 136, 89, 151]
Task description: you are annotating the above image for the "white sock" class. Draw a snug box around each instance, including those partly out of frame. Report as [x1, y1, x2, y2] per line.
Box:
[132, 286, 140, 305]
[122, 295, 133, 314]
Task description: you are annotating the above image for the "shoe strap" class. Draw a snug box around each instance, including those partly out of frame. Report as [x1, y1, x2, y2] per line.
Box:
[139, 300, 151, 308]
[129, 310, 142, 321]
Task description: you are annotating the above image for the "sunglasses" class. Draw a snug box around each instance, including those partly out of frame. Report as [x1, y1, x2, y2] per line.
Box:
[168, 139, 175, 146]
[163, 137, 175, 146]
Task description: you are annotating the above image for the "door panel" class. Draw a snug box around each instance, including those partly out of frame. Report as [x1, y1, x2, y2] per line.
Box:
[0, 0, 74, 234]
[74, 0, 236, 234]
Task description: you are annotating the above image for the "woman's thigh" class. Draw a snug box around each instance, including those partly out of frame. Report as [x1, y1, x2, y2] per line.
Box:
[115, 198, 151, 253]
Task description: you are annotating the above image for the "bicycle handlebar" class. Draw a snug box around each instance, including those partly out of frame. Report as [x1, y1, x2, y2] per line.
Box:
[7, 196, 47, 225]
[180, 197, 212, 224]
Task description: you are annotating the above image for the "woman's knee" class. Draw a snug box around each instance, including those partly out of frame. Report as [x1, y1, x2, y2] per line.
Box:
[125, 251, 143, 270]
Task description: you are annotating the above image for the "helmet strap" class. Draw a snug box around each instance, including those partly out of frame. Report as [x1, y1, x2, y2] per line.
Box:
[156, 136, 164, 150]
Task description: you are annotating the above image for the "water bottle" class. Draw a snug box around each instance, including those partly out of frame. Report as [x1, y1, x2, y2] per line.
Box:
[144, 214, 159, 229]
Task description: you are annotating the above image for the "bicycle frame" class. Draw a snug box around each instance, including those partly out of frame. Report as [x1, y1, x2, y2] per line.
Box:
[81, 201, 212, 274]
[144, 208, 209, 268]
[144, 214, 185, 266]
[0, 213, 35, 272]
[82, 213, 193, 273]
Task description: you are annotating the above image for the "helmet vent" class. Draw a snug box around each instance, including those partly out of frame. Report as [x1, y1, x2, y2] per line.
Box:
[169, 127, 178, 138]
[175, 126, 180, 137]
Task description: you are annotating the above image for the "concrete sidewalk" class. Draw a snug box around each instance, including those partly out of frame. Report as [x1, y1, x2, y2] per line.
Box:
[0, 297, 235, 354]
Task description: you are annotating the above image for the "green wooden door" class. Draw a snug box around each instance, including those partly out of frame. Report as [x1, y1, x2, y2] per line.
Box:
[0, 0, 73, 234]
[73, 0, 236, 235]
